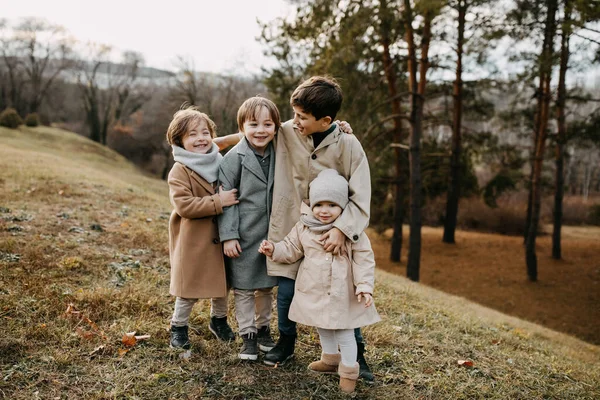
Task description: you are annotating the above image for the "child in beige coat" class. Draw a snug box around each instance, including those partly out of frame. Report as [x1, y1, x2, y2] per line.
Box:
[259, 169, 380, 393]
[166, 105, 239, 349]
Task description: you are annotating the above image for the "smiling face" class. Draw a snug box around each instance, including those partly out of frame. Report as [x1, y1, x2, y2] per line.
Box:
[292, 106, 332, 137]
[312, 201, 343, 224]
[181, 119, 213, 154]
[242, 106, 276, 154]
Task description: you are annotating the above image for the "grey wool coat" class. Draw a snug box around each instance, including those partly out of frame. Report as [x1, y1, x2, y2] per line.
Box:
[218, 138, 278, 290]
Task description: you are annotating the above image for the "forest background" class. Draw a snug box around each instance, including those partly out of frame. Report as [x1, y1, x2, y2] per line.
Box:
[1, 0, 599, 339]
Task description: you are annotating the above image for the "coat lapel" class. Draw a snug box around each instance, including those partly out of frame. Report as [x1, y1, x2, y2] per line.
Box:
[238, 138, 268, 184]
[188, 169, 215, 194]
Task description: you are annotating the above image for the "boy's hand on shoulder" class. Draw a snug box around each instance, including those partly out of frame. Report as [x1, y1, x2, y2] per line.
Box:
[218, 185, 239, 207]
[224, 240, 242, 258]
[258, 240, 274, 257]
[320, 227, 346, 255]
[336, 120, 353, 135]
[357, 292, 373, 308]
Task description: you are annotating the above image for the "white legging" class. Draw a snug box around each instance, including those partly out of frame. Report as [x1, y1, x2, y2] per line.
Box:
[317, 327, 357, 366]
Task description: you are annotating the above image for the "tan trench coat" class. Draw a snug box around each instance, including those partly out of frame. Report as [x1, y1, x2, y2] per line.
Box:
[271, 220, 381, 330]
[268, 120, 372, 279]
[168, 162, 227, 299]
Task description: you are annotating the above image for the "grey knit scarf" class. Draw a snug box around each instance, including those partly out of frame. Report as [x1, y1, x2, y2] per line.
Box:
[300, 213, 335, 233]
[172, 144, 222, 183]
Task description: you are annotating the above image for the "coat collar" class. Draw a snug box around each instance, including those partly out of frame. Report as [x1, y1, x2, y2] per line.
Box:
[236, 137, 270, 184]
[314, 124, 341, 151]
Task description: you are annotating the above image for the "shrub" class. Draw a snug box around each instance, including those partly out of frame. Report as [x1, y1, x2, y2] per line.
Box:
[24, 113, 40, 127]
[0, 108, 23, 129]
[588, 203, 600, 226]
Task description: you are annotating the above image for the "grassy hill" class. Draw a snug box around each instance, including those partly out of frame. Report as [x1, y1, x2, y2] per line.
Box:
[1, 126, 599, 399]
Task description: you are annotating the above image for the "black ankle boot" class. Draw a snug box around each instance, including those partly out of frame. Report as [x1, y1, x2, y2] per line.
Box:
[263, 332, 296, 366]
[357, 341, 374, 383]
[170, 325, 191, 349]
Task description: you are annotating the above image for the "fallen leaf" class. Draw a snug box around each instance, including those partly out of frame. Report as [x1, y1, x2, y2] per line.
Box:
[76, 327, 95, 340]
[457, 359, 474, 367]
[118, 348, 130, 357]
[122, 332, 137, 347]
[58, 190, 64, 195]
[491, 339, 501, 345]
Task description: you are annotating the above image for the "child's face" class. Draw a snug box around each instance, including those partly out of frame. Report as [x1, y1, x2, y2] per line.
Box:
[312, 201, 343, 224]
[242, 106, 276, 153]
[182, 119, 213, 154]
[292, 106, 332, 136]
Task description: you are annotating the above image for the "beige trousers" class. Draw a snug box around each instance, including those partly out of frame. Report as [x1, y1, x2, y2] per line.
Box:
[171, 295, 229, 327]
[233, 287, 274, 336]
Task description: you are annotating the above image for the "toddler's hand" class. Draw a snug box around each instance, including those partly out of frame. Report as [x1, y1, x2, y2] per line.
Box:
[258, 240, 274, 257]
[218, 185, 239, 207]
[224, 239, 242, 258]
[357, 292, 373, 308]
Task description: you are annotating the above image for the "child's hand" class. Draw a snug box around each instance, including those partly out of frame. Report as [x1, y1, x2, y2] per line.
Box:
[336, 120, 353, 135]
[320, 227, 346, 255]
[258, 240, 274, 257]
[218, 185, 239, 207]
[357, 292, 373, 308]
[223, 240, 242, 258]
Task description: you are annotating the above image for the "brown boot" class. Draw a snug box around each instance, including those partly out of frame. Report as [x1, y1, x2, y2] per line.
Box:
[338, 362, 359, 393]
[308, 352, 340, 374]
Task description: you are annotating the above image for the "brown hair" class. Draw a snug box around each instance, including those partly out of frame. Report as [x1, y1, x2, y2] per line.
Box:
[290, 76, 343, 121]
[237, 96, 281, 133]
[166, 104, 217, 147]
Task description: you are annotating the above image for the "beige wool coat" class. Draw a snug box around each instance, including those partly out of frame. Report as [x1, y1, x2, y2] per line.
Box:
[271, 219, 381, 330]
[268, 120, 372, 280]
[168, 162, 227, 299]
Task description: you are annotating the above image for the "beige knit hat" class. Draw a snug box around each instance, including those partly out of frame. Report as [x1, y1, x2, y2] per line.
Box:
[309, 169, 349, 209]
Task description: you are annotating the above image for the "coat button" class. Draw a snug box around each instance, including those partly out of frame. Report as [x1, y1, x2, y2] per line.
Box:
[311, 154, 317, 160]
[353, 234, 359, 241]
[212, 238, 219, 244]
[327, 292, 330, 295]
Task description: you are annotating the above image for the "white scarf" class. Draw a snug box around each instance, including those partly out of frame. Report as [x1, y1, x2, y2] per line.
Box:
[172, 144, 222, 183]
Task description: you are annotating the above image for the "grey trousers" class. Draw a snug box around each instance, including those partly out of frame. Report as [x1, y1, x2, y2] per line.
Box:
[233, 287, 274, 336]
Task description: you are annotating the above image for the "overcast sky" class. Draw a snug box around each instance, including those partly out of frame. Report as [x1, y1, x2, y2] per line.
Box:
[4, 0, 293, 74]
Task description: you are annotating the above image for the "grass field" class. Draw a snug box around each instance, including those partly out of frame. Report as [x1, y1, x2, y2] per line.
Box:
[1, 126, 599, 399]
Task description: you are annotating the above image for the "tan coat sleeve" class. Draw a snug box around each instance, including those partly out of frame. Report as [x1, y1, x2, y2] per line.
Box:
[271, 222, 305, 265]
[351, 233, 376, 295]
[168, 164, 223, 219]
[333, 137, 371, 242]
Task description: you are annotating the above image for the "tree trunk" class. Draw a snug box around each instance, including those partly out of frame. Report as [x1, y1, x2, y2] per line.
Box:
[404, 0, 430, 282]
[380, 0, 405, 262]
[443, 0, 466, 244]
[525, 0, 558, 281]
[552, 0, 571, 260]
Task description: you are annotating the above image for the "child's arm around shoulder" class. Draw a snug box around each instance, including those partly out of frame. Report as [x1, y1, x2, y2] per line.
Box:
[168, 163, 229, 219]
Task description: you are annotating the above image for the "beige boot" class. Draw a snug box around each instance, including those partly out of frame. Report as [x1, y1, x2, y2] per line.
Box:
[308, 352, 340, 374]
[338, 362, 359, 393]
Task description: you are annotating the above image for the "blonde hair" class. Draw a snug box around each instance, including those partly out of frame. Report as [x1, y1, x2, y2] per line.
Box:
[237, 96, 281, 133]
[166, 104, 217, 147]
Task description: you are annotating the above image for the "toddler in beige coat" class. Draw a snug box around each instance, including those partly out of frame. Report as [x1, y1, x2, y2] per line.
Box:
[259, 169, 380, 393]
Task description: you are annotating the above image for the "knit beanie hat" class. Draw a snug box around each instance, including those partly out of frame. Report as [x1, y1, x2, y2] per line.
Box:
[309, 169, 349, 209]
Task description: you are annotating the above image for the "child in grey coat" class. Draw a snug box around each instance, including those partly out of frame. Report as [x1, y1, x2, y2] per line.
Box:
[218, 96, 280, 361]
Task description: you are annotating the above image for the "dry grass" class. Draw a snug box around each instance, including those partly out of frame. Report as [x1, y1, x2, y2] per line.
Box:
[1, 126, 600, 399]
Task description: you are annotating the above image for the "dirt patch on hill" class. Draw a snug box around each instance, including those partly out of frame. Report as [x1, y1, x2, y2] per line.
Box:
[370, 225, 600, 345]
